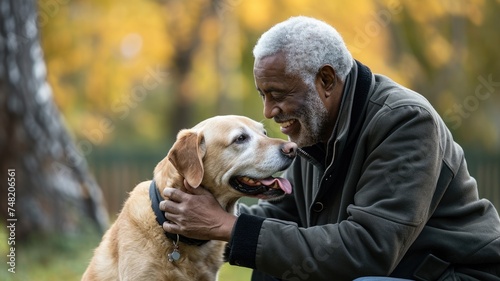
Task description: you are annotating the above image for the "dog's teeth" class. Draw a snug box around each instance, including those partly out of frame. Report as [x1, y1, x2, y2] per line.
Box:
[241, 177, 256, 184]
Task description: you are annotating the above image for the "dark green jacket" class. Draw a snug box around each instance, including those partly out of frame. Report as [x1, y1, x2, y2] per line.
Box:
[227, 61, 500, 280]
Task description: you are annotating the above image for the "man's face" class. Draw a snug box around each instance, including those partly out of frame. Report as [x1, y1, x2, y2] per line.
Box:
[254, 53, 330, 148]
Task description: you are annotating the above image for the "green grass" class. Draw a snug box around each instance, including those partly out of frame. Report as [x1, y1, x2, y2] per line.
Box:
[219, 263, 252, 280]
[0, 227, 251, 281]
[0, 226, 100, 281]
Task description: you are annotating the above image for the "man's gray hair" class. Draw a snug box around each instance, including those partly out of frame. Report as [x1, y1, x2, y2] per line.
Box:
[253, 16, 353, 84]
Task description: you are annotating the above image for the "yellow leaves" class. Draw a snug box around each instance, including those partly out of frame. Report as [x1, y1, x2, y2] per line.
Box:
[437, 90, 457, 114]
[237, 0, 274, 32]
[400, 0, 485, 24]
[425, 30, 452, 68]
[40, 0, 496, 148]
[120, 33, 143, 60]
[40, 0, 173, 144]
[164, 0, 206, 47]
[41, 0, 169, 129]
[442, 0, 484, 25]
[188, 48, 218, 103]
[132, 110, 161, 142]
[382, 0, 486, 77]
[199, 17, 220, 45]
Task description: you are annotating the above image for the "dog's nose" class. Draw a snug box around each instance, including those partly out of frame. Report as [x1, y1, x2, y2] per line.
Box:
[281, 142, 297, 158]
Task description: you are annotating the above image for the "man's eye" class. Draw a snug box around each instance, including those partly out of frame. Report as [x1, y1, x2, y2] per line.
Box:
[258, 91, 286, 102]
[270, 92, 286, 102]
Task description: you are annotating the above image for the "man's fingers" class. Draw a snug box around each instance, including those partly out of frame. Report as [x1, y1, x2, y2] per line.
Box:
[163, 221, 180, 234]
[163, 187, 185, 202]
[159, 198, 177, 213]
[160, 201, 182, 227]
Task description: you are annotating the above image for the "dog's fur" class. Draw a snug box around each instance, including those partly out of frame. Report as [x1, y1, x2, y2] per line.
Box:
[82, 115, 296, 281]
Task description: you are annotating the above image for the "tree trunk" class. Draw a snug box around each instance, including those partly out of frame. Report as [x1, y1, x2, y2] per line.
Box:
[0, 0, 108, 240]
[164, 0, 220, 136]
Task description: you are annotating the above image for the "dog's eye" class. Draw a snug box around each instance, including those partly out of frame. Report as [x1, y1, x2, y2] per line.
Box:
[234, 134, 248, 144]
[263, 130, 267, 136]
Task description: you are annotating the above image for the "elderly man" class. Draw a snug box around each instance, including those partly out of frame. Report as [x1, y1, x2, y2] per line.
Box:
[160, 16, 500, 280]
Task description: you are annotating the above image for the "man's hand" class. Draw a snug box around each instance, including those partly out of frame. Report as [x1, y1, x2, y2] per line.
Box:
[159, 180, 237, 242]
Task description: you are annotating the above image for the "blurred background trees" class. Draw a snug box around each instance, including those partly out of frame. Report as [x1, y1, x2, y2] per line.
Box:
[39, 0, 499, 215]
[0, 0, 108, 240]
[40, 0, 500, 149]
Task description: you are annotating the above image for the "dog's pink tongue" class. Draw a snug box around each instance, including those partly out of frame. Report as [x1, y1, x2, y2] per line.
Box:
[260, 177, 292, 194]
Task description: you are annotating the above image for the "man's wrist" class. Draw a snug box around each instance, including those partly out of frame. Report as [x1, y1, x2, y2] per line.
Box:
[217, 213, 237, 242]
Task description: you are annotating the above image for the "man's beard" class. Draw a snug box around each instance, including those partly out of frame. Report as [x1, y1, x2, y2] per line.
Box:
[276, 87, 330, 148]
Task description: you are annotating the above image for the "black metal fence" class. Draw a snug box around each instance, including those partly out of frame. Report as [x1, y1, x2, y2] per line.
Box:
[87, 147, 500, 217]
[465, 149, 500, 210]
[88, 148, 165, 216]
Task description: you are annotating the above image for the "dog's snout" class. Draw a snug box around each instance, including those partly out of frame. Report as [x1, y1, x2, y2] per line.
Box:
[281, 142, 297, 158]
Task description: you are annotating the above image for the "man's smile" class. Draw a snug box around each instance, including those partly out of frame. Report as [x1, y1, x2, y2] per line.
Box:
[277, 119, 298, 135]
[278, 119, 295, 128]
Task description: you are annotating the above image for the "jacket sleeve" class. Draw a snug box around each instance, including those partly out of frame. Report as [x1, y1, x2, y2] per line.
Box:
[228, 104, 444, 280]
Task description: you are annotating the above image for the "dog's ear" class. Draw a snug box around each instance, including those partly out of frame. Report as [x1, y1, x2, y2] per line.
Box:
[167, 129, 206, 187]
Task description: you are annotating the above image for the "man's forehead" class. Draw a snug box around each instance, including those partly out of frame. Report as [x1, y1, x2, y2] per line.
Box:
[254, 53, 287, 75]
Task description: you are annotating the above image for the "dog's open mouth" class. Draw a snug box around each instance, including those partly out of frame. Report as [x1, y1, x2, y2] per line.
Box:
[230, 175, 292, 197]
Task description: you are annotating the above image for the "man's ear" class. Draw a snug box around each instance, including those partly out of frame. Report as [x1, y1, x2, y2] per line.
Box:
[167, 129, 206, 187]
[315, 65, 336, 97]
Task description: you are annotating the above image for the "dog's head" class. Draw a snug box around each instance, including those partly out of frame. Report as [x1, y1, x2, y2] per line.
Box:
[155, 115, 297, 208]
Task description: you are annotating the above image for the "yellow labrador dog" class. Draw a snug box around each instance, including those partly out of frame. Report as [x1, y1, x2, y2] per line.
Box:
[82, 115, 297, 281]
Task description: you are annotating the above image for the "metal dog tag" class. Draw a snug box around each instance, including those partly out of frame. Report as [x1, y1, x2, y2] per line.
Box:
[168, 248, 181, 262]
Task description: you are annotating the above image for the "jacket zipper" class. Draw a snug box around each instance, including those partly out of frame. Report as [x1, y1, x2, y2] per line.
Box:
[297, 148, 321, 168]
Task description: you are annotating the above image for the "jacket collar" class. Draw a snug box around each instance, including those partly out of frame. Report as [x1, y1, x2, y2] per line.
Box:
[299, 60, 373, 169]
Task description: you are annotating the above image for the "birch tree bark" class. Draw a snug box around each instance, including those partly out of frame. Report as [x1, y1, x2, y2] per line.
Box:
[0, 0, 108, 239]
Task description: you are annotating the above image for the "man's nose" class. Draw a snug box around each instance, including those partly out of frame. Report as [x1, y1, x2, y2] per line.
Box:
[263, 99, 280, 119]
